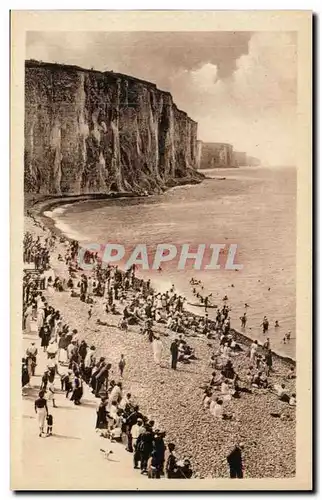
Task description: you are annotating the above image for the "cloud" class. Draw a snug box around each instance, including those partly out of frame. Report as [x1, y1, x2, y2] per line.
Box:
[169, 32, 297, 166]
[26, 30, 297, 166]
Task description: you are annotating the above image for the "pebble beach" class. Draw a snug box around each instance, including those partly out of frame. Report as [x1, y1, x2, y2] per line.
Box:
[24, 209, 296, 479]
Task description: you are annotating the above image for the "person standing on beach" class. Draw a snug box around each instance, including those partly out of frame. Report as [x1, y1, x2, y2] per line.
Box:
[249, 340, 258, 362]
[227, 443, 244, 478]
[39, 325, 51, 353]
[132, 418, 144, 469]
[139, 424, 154, 475]
[265, 349, 273, 376]
[22, 358, 30, 393]
[84, 346, 96, 384]
[34, 390, 48, 437]
[26, 342, 38, 378]
[153, 336, 163, 365]
[118, 354, 126, 377]
[165, 443, 178, 478]
[170, 339, 179, 370]
[47, 377, 58, 408]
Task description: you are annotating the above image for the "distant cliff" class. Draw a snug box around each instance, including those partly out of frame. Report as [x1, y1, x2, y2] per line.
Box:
[198, 142, 235, 169]
[197, 141, 261, 169]
[233, 151, 261, 167]
[233, 151, 247, 167]
[24, 61, 203, 196]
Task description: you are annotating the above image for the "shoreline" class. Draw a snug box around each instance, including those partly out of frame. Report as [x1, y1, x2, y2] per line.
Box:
[27, 193, 295, 366]
[23, 213, 296, 478]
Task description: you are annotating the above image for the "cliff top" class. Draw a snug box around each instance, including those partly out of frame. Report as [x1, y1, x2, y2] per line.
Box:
[199, 141, 233, 148]
[25, 59, 197, 124]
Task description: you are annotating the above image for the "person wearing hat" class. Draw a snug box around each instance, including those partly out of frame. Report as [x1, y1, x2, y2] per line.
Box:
[165, 443, 178, 478]
[125, 405, 144, 453]
[138, 424, 154, 474]
[227, 442, 244, 478]
[67, 339, 78, 363]
[170, 339, 179, 370]
[39, 324, 51, 353]
[26, 341, 38, 378]
[151, 430, 166, 478]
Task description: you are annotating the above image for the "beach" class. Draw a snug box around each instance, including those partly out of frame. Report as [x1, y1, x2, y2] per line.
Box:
[23, 207, 296, 479]
[38, 167, 296, 358]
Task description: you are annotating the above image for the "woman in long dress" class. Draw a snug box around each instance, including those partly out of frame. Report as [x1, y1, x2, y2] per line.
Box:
[34, 390, 48, 436]
[37, 306, 45, 332]
[23, 303, 33, 333]
[47, 339, 58, 360]
[95, 398, 108, 430]
[70, 372, 83, 405]
[250, 341, 258, 362]
[153, 336, 163, 365]
[58, 333, 68, 365]
[39, 325, 51, 352]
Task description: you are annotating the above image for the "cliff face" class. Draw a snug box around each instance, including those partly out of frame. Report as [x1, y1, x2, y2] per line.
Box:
[233, 151, 247, 167]
[24, 61, 203, 196]
[198, 142, 235, 169]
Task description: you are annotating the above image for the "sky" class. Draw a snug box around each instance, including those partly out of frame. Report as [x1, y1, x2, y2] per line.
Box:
[26, 31, 297, 166]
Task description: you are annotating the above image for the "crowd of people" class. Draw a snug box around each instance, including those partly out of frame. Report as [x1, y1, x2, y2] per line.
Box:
[201, 310, 296, 422]
[22, 229, 194, 479]
[22, 215, 296, 479]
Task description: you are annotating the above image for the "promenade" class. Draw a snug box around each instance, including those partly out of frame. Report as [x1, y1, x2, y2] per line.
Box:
[20, 331, 142, 490]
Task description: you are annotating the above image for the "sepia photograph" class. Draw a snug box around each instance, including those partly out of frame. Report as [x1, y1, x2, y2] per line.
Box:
[10, 10, 312, 490]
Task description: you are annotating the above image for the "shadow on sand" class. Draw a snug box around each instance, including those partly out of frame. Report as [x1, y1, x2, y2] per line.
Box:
[47, 433, 82, 440]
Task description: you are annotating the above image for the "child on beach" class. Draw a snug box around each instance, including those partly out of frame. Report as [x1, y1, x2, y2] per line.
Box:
[119, 354, 126, 377]
[46, 414, 53, 436]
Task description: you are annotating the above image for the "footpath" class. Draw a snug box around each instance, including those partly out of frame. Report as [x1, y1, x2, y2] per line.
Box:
[20, 330, 145, 490]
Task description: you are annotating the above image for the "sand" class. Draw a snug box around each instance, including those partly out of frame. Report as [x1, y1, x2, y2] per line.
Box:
[23, 214, 296, 478]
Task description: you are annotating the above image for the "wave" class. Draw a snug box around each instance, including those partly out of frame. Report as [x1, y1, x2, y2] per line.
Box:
[43, 208, 90, 242]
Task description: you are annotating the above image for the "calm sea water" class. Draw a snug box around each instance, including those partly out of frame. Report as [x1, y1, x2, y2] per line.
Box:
[47, 167, 296, 357]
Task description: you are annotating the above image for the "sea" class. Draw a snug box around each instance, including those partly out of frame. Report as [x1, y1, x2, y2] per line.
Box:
[44, 167, 296, 358]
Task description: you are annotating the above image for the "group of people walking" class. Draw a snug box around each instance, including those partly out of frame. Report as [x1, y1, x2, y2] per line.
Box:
[22, 213, 296, 479]
[22, 228, 194, 478]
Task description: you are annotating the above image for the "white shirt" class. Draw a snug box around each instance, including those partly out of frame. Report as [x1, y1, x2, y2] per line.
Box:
[274, 384, 286, 398]
[110, 385, 121, 403]
[47, 342, 58, 354]
[84, 351, 93, 368]
[251, 343, 258, 352]
[109, 405, 118, 421]
[221, 382, 230, 394]
[210, 401, 223, 418]
[131, 423, 144, 440]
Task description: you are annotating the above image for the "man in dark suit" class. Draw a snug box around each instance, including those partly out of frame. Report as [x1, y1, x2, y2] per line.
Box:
[170, 339, 179, 370]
